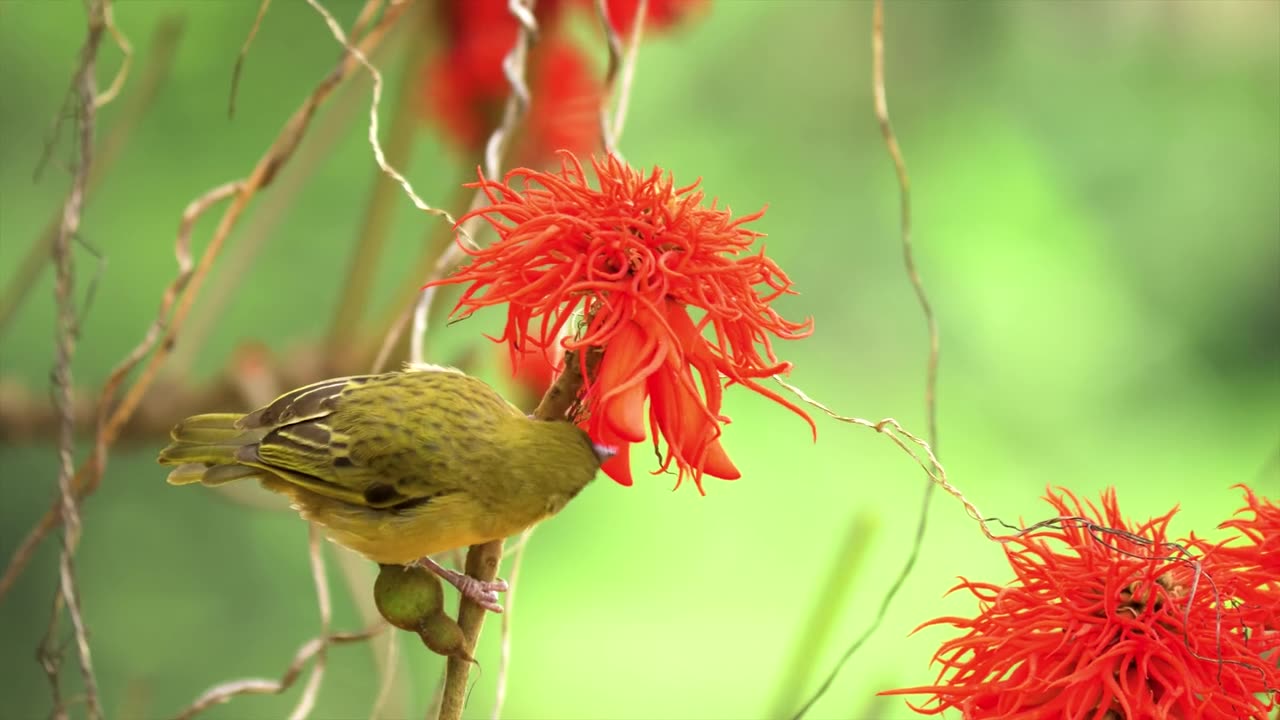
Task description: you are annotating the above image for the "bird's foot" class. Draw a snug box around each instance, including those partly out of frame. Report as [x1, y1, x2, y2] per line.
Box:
[412, 556, 509, 613]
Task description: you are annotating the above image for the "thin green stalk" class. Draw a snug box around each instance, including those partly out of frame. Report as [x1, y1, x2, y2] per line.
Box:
[770, 512, 878, 717]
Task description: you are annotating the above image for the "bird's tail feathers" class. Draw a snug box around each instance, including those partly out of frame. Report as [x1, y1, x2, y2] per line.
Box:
[159, 413, 265, 486]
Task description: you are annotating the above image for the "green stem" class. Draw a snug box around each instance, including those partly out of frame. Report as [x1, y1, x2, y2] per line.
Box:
[769, 511, 878, 717]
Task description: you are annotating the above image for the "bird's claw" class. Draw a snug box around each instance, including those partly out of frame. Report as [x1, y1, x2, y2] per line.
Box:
[453, 574, 509, 613]
[412, 556, 509, 613]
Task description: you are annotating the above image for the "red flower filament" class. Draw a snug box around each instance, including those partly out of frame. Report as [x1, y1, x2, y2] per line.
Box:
[1208, 484, 1280, 645]
[430, 153, 815, 490]
[882, 488, 1279, 720]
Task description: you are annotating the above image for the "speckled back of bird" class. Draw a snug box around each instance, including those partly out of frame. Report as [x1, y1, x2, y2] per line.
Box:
[256, 366, 521, 504]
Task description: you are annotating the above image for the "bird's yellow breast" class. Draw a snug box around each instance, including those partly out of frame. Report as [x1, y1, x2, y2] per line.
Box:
[260, 476, 536, 564]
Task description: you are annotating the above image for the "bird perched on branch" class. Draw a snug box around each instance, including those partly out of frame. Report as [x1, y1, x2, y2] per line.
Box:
[158, 363, 612, 612]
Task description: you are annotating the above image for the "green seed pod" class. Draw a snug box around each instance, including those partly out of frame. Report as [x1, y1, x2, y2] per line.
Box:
[373, 564, 444, 631]
[419, 611, 474, 662]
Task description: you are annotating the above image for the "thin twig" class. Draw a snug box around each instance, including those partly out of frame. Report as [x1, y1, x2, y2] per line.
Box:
[789, 2, 943, 714]
[309, 0, 474, 374]
[366, 183, 471, 374]
[592, 0, 624, 157]
[347, 0, 386, 47]
[93, 0, 132, 109]
[774, 379, 988, 537]
[779, 392, 968, 720]
[873, 3, 938, 450]
[327, 13, 428, 363]
[593, 0, 646, 158]
[368, 621, 400, 720]
[288, 527, 333, 720]
[0, 0, 409, 606]
[492, 526, 536, 720]
[44, 2, 108, 717]
[0, 180, 241, 594]
[325, 528, 408, 720]
[228, 0, 272, 119]
[611, 0, 647, 143]
[306, 0, 457, 226]
[395, 0, 652, 372]
[38, 592, 69, 720]
[170, 624, 386, 720]
[172, 53, 375, 377]
[400, 0, 540, 369]
[0, 16, 184, 340]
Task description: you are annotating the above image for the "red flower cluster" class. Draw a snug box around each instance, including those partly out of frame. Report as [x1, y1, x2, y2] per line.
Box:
[430, 153, 814, 490]
[422, 0, 706, 162]
[883, 488, 1279, 719]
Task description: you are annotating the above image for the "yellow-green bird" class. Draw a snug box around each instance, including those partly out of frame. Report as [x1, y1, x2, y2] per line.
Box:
[158, 363, 612, 612]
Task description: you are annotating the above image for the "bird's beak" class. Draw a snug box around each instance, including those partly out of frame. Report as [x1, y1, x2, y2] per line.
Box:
[591, 443, 618, 464]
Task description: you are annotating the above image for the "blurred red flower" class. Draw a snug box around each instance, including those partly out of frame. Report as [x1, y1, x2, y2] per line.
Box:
[602, 0, 708, 35]
[421, 0, 706, 161]
[502, 337, 564, 412]
[882, 488, 1279, 719]
[429, 153, 814, 490]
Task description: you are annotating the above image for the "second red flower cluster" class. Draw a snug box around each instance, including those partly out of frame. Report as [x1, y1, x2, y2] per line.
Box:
[422, 0, 706, 163]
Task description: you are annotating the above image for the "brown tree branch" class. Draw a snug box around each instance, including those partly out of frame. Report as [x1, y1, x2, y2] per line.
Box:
[437, 540, 504, 720]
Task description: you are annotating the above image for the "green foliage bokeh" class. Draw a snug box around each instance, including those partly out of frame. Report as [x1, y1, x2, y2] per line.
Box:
[1, 2, 1277, 719]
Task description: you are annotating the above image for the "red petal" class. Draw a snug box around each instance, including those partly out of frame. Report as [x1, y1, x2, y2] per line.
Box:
[701, 438, 740, 480]
[604, 382, 646, 443]
[594, 320, 653, 443]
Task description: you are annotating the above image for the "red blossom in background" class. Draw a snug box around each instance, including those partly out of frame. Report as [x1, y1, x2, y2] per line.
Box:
[429, 153, 814, 490]
[421, 0, 705, 161]
[604, 0, 708, 35]
[882, 488, 1279, 720]
[503, 335, 564, 411]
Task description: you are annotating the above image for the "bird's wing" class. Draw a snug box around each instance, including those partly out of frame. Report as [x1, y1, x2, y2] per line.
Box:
[238, 375, 371, 429]
[235, 374, 436, 510]
[237, 368, 524, 511]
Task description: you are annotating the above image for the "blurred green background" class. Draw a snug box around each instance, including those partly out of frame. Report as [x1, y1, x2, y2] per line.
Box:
[2, 1, 1277, 718]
